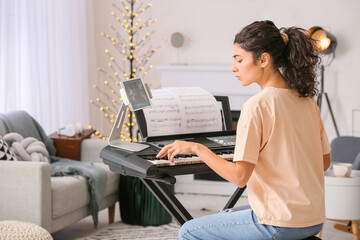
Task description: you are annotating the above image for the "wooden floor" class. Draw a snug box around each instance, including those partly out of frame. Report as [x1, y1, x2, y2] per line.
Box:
[51, 194, 355, 240]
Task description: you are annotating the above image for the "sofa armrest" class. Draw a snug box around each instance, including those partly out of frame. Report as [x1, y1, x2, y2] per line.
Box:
[0, 161, 51, 230]
[80, 138, 108, 163]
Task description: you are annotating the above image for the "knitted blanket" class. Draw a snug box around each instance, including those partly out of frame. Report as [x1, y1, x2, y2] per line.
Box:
[0, 110, 106, 228]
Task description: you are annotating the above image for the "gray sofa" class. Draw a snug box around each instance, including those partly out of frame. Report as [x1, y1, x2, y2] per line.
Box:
[0, 115, 120, 233]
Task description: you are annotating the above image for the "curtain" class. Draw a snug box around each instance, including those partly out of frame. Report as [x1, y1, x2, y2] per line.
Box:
[0, 0, 96, 134]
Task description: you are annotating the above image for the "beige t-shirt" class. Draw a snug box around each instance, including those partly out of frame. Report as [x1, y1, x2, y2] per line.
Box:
[233, 87, 331, 228]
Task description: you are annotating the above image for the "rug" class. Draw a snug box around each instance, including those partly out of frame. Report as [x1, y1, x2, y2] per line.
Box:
[75, 221, 180, 240]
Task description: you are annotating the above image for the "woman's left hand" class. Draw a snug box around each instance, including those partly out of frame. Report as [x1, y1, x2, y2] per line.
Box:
[156, 140, 200, 162]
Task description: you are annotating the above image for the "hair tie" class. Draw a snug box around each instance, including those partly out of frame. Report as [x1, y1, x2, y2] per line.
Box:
[281, 32, 289, 45]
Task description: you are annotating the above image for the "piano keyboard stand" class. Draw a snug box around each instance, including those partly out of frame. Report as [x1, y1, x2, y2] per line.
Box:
[141, 176, 246, 226]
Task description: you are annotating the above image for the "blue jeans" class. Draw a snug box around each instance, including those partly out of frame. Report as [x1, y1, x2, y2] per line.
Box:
[179, 205, 323, 240]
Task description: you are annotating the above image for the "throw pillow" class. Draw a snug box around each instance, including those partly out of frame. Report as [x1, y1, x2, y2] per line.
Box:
[0, 135, 17, 161]
[3, 133, 49, 162]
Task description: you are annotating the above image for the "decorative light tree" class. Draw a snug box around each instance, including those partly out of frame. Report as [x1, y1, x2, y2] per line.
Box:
[90, 0, 159, 141]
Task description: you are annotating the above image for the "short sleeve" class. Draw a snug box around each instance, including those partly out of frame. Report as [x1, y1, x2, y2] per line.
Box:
[233, 102, 262, 164]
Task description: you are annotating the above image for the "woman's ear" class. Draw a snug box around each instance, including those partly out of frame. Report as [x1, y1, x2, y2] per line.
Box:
[259, 53, 271, 68]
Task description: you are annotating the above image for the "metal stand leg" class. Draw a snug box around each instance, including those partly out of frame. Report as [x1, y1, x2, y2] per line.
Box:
[223, 186, 247, 210]
[324, 92, 340, 137]
[317, 65, 340, 137]
[140, 178, 193, 225]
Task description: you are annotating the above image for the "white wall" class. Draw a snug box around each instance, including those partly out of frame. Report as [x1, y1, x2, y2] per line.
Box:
[92, 0, 360, 142]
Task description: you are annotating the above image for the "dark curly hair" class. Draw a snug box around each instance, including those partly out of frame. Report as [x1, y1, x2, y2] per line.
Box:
[234, 20, 320, 97]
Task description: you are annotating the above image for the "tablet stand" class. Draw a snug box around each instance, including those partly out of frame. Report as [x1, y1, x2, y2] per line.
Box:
[108, 101, 150, 152]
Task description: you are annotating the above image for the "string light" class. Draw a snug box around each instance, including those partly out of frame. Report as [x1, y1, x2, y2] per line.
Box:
[90, 1, 158, 140]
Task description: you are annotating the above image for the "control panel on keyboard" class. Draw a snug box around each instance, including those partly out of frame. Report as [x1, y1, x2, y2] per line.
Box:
[207, 135, 236, 146]
[148, 135, 236, 150]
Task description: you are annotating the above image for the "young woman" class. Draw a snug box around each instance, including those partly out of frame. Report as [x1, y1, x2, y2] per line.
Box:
[157, 20, 331, 240]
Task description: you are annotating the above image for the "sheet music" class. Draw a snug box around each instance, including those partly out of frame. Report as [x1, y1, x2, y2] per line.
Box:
[143, 87, 222, 137]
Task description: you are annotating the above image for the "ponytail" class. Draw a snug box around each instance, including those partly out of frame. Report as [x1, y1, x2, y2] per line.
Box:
[234, 21, 320, 97]
[280, 27, 320, 97]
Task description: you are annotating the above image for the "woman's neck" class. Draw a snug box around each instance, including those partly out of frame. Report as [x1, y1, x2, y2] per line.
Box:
[258, 69, 287, 89]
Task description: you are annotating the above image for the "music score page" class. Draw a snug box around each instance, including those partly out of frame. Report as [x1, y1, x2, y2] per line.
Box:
[142, 87, 222, 137]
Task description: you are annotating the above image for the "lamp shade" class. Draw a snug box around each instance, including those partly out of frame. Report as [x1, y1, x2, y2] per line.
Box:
[307, 26, 337, 55]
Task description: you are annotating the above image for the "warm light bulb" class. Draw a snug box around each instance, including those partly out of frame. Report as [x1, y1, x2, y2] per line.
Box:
[320, 38, 331, 51]
[93, 84, 96, 88]
[105, 49, 109, 53]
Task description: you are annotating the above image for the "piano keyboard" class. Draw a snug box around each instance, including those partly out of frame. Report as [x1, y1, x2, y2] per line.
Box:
[147, 151, 234, 167]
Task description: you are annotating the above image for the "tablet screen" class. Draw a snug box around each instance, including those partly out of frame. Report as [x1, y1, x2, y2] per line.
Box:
[121, 78, 151, 111]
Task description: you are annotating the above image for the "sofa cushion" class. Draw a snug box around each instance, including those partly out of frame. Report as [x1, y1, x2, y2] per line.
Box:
[51, 162, 119, 218]
[0, 135, 17, 161]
